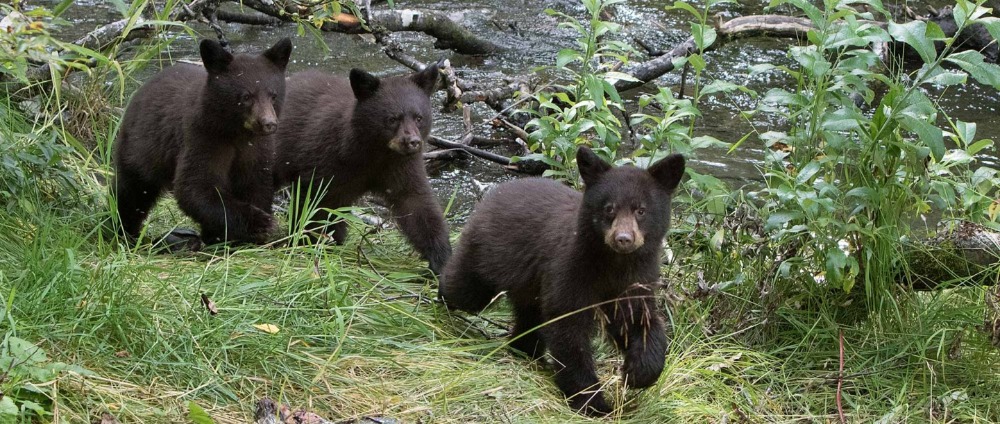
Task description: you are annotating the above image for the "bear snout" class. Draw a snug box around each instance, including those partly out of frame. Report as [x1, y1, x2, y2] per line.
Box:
[605, 215, 645, 254]
[614, 231, 634, 247]
[260, 120, 278, 134]
[388, 136, 424, 155]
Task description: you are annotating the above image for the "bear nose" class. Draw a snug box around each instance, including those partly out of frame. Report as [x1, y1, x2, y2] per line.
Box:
[407, 138, 421, 150]
[262, 121, 277, 134]
[615, 232, 634, 247]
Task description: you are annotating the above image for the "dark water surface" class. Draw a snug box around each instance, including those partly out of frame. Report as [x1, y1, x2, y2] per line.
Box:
[43, 0, 1000, 221]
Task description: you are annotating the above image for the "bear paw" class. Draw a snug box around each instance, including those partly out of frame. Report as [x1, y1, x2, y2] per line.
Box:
[568, 391, 612, 417]
[622, 354, 664, 389]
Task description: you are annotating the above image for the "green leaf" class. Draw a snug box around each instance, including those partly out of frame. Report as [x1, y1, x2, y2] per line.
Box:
[968, 139, 993, 156]
[188, 401, 216, 424]
[826, 247, 849, 288]
[586, 76, 605, 107]
[897, 114, 944, 161]
[556, 49, 580, 68]
[19, 400, 47, 417]
[690, 135, 730, 149]
[52, 0, 74, 17]
[888, 20, 938, 63]
[796, 161, 822, 184]
[687, 53, 706, 73]
[765, 211, 804, 230]
[977, 17, 1000, 48]
[770, 0, 824, 25]
[945, 50, 1000, 88]
[668, 1, 702, 19]
[107, 0, 129, 16]
[4, 336, 46, 363]
[955, 120, 977, 146]
[0, 397, 17, 416]
[700, 80, 740, 95]
[601, 80, 623, 104]
[691, 23, 717, 51]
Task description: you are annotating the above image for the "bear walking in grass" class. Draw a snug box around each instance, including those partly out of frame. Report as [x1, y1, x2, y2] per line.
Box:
[273, 63, 451, 274]
[440, 146, 685, 416]
[113, 38, 292, 247]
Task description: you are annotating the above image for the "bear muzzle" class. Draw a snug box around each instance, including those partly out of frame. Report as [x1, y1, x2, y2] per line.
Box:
[605, 215, 645, 254]
[389, 135, 424, 155]
[247, 102, 279, 135]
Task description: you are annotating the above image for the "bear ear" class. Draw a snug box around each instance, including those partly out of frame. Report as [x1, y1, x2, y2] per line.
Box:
[576, 146, 612, 188]
[647, 153, 686, 193]
[410, 60, 441, 96]
[200, 39, 233, 74]
[350, 68, 381, 100]
[262, 37, 293, 70]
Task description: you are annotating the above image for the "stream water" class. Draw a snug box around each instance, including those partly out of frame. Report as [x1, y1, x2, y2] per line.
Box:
[42, 0, 1000, 222]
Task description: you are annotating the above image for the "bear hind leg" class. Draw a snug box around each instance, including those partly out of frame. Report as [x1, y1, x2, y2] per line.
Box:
[439, 256, 497, 313]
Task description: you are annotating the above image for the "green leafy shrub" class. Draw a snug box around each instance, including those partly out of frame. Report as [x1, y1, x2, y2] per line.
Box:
[753, 0, 1000, 307]
[519, 0, 636, 185]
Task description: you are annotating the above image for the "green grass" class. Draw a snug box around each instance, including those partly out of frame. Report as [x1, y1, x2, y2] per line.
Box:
[2, 79, 999, 424]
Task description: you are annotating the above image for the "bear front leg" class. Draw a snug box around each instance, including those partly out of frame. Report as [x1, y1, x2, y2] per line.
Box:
[382, 171, 451, 274]
[603, 284, 668, 390]
[542, 310, 612, 416]
[509, 302, 547, 360]
[231, 145, 279, 242]
[175, 147, 273, 245]
[232, 142, 277, 215]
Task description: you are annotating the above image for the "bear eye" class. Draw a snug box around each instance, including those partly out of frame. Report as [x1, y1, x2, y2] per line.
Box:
[387, 115, 401, 125]
[414, 115, 423, 124]
[240, 92, 252, 103]
[636, 207, 646, 216]
[604, 204, 615, 216]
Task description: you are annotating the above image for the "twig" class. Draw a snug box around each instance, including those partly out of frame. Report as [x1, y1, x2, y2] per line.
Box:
[633, 37, 665, 56]
[495, 118, 530, 144]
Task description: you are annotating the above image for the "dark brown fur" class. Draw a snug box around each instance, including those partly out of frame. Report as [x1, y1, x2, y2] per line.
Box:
[440, 146, 685, 416]
[113, 38, 293, 245]
[273, 64, 451, 274]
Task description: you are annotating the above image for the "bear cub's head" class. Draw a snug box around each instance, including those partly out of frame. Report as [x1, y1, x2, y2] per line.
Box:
[577, 146, 685, 254]
[349, 62, 440, 155]
[200, 38, 293, 136]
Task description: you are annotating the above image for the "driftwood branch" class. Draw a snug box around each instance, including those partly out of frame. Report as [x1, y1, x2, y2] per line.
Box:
[215, 9, 282, 26]
[618, 15, 817, 91]
[221, 0, 500, 55]
[428, 136, 512, 166]
[427, 136, 548, 175]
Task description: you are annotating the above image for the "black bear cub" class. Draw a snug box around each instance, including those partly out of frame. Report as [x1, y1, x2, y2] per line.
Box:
[273, 64, 451, 274]
[440, 146, 685, 416]
[113, 38, 292, 246]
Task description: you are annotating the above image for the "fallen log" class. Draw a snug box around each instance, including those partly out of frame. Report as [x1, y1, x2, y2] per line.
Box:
[223, 1, 501, 55]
